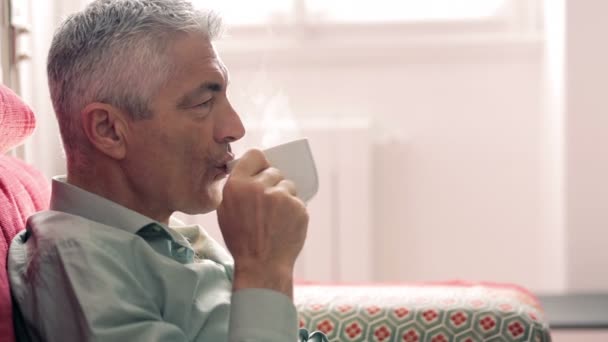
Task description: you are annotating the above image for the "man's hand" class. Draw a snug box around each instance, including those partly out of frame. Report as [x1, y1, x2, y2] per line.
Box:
[217, 149, 309, 298]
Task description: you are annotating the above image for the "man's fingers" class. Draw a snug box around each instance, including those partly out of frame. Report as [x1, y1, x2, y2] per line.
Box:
[229, 149, 270, 177]
[275, 179, 297, 197]
[228, 148, 298, 198]
[254, 167, 284, 187]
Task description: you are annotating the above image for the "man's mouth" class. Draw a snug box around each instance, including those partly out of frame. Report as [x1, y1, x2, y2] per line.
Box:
[215, 150, 235, 176]
[209, 144, 234, 180]
[217, 164, 228, 174]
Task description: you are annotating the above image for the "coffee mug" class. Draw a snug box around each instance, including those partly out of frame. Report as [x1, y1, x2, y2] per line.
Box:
[227, 138, 319, 202]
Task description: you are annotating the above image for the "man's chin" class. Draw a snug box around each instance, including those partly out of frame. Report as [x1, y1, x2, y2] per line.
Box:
[177, 179, 224, 215]
[180, 202, 218, 216]
[184, 189, 222, 215]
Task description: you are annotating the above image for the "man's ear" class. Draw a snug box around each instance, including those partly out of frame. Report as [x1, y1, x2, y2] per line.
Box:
[80, 103, 129, 160]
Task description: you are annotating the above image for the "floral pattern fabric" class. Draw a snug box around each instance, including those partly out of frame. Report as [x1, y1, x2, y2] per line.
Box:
[295, 283, 551, 342]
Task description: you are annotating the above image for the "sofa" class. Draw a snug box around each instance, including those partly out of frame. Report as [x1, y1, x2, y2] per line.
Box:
[0, 84, 551, 341]
[0, 84, 51, 342]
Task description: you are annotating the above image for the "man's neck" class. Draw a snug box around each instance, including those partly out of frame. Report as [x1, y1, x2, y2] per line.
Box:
[67, 165, 172, 225]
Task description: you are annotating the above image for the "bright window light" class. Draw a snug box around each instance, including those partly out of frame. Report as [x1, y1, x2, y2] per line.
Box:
[193, 0, 292, 26]
[308, 0, 508, 23]
[192, 0, 508, 25]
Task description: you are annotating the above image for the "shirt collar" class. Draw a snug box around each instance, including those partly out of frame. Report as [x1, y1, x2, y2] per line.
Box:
[50, 176, 162, 236]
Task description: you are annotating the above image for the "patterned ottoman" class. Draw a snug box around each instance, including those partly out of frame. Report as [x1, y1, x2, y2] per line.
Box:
[295, 282, 551, 342]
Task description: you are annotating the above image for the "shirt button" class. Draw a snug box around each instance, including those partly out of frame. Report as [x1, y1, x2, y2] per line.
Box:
[152, 225, 161, 232]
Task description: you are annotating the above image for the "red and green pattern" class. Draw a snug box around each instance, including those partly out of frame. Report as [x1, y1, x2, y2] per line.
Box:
[295, 283, 551, 342]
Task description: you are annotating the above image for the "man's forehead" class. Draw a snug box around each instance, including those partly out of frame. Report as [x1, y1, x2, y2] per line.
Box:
[169, 33, 211, 61]
[170, 35, 227, 77]
[217, 58, 229, 82]
[210, 44, 229, 80]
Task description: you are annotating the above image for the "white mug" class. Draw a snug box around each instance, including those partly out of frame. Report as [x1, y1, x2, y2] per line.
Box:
[227, 138, 319, 202]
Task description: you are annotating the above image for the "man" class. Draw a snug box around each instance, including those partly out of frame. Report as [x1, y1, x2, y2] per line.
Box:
[8, 0, 318, 341]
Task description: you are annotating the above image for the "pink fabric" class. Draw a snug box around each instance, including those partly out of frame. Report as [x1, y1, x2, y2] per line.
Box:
[0, 84, 35, 153]
[0, 85, 49, 342]
[0, 157, 51, 336]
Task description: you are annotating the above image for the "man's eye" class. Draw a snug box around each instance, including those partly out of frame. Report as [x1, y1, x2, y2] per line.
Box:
[194, 98, 213, 109]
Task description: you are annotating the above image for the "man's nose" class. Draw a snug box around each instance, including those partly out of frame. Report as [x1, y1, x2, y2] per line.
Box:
[215, 102, 245, 143]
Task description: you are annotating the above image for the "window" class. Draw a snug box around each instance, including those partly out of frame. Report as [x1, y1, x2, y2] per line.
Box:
[195, 0, 289, 26]
[307, 0, 508, 23]
[196, 0, 511, 26]
[195, 0, 542, 50]
[197, 0, 542, 63]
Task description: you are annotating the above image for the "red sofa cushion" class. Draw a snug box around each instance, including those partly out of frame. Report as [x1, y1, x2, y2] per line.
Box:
[0, 85, 35, 154]
[0, 84, 50, 342]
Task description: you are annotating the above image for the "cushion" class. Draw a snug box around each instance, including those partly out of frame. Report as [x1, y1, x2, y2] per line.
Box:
[0, 84, 50, 342]
[295, 281, 552, 341]
[0, 155, 50, 341]
[0, 84, 35, 153]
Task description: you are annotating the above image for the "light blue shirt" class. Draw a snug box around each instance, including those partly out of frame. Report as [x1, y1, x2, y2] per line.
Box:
[8, 177, 298, 341]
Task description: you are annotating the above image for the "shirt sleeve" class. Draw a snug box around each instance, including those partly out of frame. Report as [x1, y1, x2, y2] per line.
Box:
[10, 235, 189, 342]
[229, 288, 299, 342]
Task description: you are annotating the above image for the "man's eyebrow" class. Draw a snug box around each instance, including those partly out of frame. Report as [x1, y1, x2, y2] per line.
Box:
[220, 63, 230, 87]
[177, 81, 224, 108]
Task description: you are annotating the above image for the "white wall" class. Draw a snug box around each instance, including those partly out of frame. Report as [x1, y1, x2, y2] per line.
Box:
[564, 0, 608, 292]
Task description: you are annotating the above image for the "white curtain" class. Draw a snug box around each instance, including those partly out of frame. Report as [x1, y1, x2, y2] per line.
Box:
[14, 0, 87, 177]
[1, 0, 10, 86]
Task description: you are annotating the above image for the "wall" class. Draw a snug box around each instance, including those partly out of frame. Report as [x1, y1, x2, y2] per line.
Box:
[564, 0, 608, 292]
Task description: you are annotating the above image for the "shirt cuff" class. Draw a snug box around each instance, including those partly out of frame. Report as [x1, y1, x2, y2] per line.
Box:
[229, 288, 298, 342]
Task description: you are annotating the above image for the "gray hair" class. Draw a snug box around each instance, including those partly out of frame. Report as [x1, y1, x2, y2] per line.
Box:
[47, 0, 222, 163]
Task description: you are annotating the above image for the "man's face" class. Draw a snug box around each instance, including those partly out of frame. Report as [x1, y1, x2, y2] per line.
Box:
[124, 32, 245, 215]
